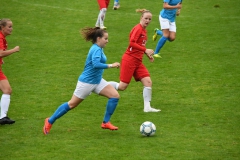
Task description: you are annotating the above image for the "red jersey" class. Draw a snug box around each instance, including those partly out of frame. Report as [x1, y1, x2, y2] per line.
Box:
[124, 24, 147, 62]
[0, 31, 7, 65]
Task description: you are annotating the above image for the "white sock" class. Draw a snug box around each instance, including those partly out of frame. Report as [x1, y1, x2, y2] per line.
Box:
[108, 81, 119, 90]
[0, 94, 11, 119]
[143, 86, 152, 111]
[95, 10, 101, 27]
[100, 8, 107, 27]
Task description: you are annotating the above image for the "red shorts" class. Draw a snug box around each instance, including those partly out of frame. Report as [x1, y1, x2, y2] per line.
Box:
[97, 0, 110, 9]
[0, 70, 7, 80]
[120, 54, 150, 84]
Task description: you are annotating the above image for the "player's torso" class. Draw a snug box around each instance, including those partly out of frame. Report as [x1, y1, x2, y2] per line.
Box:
[125, 25, 147, 60]
[0, 32, 7, 51]
[79, 45, 106, 84]
[0, 33, 7, 65]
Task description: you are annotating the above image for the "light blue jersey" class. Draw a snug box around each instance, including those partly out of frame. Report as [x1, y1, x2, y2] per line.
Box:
[79, 44, 108, 84]
[160, 0, 182, 22]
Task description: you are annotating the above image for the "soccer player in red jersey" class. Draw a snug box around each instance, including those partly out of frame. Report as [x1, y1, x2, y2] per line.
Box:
[96, 0, 110, 29]
[109, 9, 161, 112]
[0, 19, 20, 125]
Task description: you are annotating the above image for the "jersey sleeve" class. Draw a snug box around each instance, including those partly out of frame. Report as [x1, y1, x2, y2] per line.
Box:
[92, 49, 108, 69]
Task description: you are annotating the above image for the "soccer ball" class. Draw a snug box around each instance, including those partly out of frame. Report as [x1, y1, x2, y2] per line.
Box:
[140, 121, 156, 136]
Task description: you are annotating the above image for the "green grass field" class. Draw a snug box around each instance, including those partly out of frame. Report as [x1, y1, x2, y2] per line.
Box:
[1, 0, 240, 159]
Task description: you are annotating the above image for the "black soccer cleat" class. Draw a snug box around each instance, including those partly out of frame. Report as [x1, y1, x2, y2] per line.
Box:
[0, 117, 15, 125]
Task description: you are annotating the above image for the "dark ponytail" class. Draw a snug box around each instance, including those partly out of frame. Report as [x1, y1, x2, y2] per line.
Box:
[80, 27, 107, 44]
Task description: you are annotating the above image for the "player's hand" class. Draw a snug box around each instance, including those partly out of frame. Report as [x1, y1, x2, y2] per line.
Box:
[145, 49, 154, 59]
[14, 46, 20, 52]
[176, 9, 181, 16]
[149, 57, 154, 62]
[176, 3, 182, 9]
[112, 62, 120, 68]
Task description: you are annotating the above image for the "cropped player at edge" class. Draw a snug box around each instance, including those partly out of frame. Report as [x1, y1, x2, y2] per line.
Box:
[0, 19, 20, 125]
[152, 0, 182, 58]
[109, 9, 161, 113]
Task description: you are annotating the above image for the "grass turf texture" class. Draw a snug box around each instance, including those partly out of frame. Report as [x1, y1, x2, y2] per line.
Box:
[1, 0, 240, 159]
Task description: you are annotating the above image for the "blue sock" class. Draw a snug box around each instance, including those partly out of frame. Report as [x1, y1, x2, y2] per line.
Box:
[103, 98, 119, 123]
[48, 102, 71, 124]
[154, 36, 168, 54]
[157, 30, 171, 41]
[157, 30, 163, 36]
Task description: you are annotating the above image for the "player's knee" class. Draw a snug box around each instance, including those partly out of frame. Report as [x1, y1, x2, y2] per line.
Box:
[118, 85, 127, 91]
[118, 82, 128, 91]
[145, 81, 152, 87]
[111, 92, 120, 99]
[141, 78, 152, 87]
[3, 88, 12, 95]
[169, 37, 176, 42]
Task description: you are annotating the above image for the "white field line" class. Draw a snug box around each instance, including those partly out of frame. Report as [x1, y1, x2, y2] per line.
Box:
[11, 0, 138, 16]
[12, 0, 79, 11]
[11, 0, 240, 19]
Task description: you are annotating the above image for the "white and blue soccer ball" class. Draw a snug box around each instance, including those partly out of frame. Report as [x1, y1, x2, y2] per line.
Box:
[140, 121, 156, 136]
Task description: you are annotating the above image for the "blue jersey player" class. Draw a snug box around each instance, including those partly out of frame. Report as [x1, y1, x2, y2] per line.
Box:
[152, 0, 182, 58]
[43, 27, 121, 135]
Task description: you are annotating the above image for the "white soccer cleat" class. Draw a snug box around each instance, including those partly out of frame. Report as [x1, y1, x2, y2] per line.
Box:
[95, 25, 107, 30]
[144, 107, 161, 112]
[100, 26, 107, 30]
[113, 2, 120, 10]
